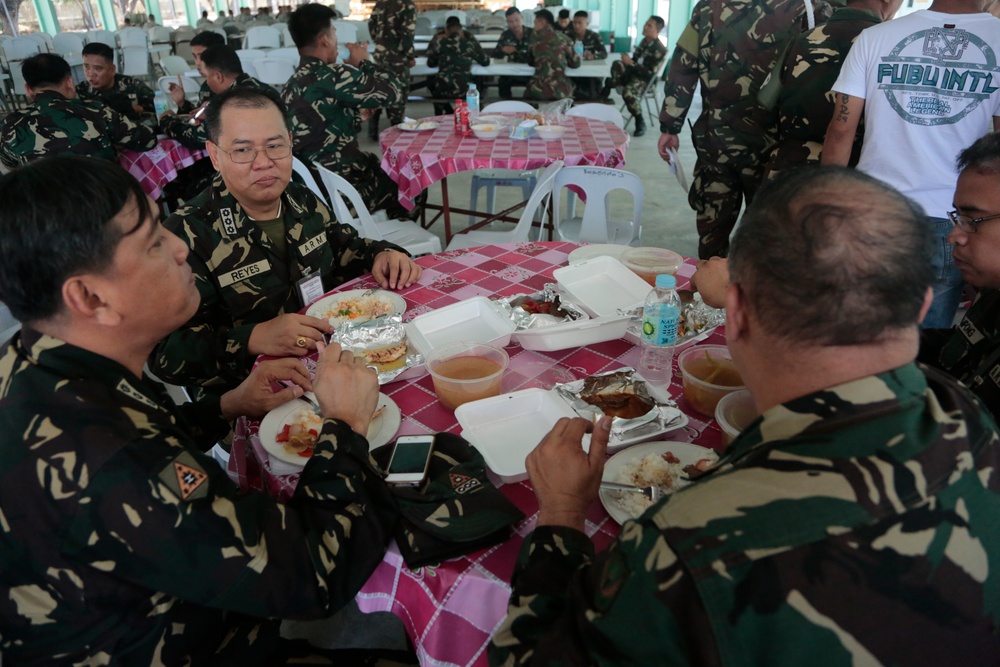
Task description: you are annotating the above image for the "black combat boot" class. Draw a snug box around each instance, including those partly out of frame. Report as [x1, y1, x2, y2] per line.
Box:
[634, 114, 646, 137]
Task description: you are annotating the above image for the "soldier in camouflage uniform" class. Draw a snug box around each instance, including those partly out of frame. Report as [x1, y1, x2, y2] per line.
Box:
[569, 11, 607, 101]
[368, 0, 416, 138]
[426, 16, 490, 115]
[76, 41, 155, 120]
[283, 3, 411, 221]
[492, 7, 533, 98]
[160, 45, 273, 150]
[0, 54, 157, 169]
[920, 134, 1000, 421]
[0, 155, 407, 665]
[556, 9, 573, 38]
[165, 30, 227, 115]
[524, 10, 580, 101]
[151, 88, 419, 391]
[489, 167, 1000, 667]
[602, 16, 668, 136]
[657, 0, 835, 258]
[763, 0, 895, 178]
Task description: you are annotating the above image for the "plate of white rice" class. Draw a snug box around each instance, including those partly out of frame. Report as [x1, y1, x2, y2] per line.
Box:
[306, 289, 407, 328]
[600, 441, 718, 524]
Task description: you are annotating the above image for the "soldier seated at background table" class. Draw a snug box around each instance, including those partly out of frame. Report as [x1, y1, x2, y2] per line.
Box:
[491, 7, 533, 98]
[151, 87, 421, 392]
[0, 154, 412, 666]
[490, 166, 1000, 666]
[556, 8, 573, 37]
[196, 9, 215, 27]
[601, 15, 667, 136]
[426, 16, 490, 116]
[524, 9, 579, 101]
[0, 54, 157, 170]
[281, 3, 414, 221]
[166, 30, 227, 114]
[569, 10, 607, 101]
[75, 42, 155, 121]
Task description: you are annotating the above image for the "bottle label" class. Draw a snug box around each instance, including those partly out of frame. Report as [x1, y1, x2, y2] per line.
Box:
[641, 305, 680, 346]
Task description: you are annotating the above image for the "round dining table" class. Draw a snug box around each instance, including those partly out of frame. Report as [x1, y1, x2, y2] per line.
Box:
[378, 115, 630, 242]
[230, 241, 728, 667]
[118, 136, 207, 201]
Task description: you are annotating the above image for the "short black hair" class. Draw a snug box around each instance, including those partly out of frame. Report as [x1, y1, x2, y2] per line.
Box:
[21, 53, 71, 89]
[201, 10, 208, 17]
[81, 41, 114, 63]
[504, 6, 521, 17]
[204, 86, 289, 144]
[535, 9, 554, 26]
[200, 44, 243, 77]
[445, 16, 462, 29]
[728, 167, 934, 345]
[573, 10, 589, 19]
[0, 156, 152, 323]
[558, 9, 570, 18]
[190, 30, 226, 48]
[288, 3, 335, 49]
[650, 16, 665, 31]
[957, 134, 1000, 176]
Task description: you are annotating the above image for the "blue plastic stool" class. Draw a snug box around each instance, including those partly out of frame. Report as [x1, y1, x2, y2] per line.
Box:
[469, 170, 537, 224]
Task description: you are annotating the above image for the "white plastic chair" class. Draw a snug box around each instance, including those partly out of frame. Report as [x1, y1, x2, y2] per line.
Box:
[617, 56, 668, 129]
[85, 29, 116, 49]
[2, 38, 42, 96]
[567, 103, 625, 129]
[147, 25, 172, 45]
[415, 16, 433, 36]
[268, 46, 300, 67]
[275, 22, 294, 47]
[253, 57, 294, 86]
[235, 48, 266, 77]
[157, 74, 200, 108]
[0, 302, 20, 346]
[120, 45, 150, 78]
[447, 160, 562, 250]
[53, 32, 86, 56]
[21, 33, 52, 53]
[314, 164, 443, 256]
[159, 55, 190, 75]
[244, 25, 280, 50]
[550, 166, 643, 245]
[117, 26, 148, 48]
[292, 156, 329, 205]
[468, 100, 539, 224]
[331, 21, 357, 43]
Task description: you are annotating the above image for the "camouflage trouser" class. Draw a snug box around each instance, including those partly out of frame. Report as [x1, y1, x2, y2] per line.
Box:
[689, 150, 765, 259]
[347, 154, 413, 220]
[763, 139, 823, 181]
[609, 60, 648, 118]
[377, 60, 410, 126]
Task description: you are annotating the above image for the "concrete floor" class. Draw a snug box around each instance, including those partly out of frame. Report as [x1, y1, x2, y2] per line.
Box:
[359, 92, 704, 258]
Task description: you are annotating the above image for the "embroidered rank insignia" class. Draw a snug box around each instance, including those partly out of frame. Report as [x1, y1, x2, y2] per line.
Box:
[449, 472, 481, 494]
[220, 207, 238, 236]
[158, 450, 210, 501]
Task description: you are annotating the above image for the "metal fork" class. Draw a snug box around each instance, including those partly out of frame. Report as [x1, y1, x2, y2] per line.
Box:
[600, 481, 665, 502]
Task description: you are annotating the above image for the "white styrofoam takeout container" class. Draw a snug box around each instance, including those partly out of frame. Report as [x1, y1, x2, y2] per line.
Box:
[455, 388, 580, 483]
[512, 314, 631, 352]
[553, 256, 652, 317]
[405, 296, 517, 357]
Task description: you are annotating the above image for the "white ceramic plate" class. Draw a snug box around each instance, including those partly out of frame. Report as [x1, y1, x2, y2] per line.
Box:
[476, 114, 508, 125]
[567, 244, 629, 265]
[259, 393, 401, 467]
[599, 441, 717, 524]
[397, 120, 439, 132]
[306, 289, 407, 327]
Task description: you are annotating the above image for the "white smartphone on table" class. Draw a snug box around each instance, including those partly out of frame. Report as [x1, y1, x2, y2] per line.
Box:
[384, 435, 436, 485]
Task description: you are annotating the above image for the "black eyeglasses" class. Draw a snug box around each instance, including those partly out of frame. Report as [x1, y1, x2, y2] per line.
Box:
[948, 209, 1000, 233]
[217, 142, 292, 164]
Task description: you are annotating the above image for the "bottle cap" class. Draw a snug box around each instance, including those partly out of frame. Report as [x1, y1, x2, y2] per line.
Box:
[654, 274, 676, 289]
[469, 83, 476, 90]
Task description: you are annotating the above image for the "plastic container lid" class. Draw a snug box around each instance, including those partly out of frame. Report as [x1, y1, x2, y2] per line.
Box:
[655, 274, 676, 289]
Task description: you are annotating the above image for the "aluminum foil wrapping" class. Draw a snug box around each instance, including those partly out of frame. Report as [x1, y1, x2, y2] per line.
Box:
[497, 284, 589, 331]
[554, 368, 683, 445]
[622, 297, 726, 343]
[330, 314, 423, 384]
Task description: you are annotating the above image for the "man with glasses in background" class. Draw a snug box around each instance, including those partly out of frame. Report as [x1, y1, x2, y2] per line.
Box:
[151, 87, 420, 393]
[920, 133, 1000, 419]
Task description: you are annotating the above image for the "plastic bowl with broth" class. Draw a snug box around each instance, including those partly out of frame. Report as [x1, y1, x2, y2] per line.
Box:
[678, 345, 746, 417]
[620, 247, 684, 286]
[427, 341, 509, 410]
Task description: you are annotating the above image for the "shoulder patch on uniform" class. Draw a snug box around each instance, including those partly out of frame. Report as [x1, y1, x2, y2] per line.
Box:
[449, 472, 481, 494]
[158, 450, 209, 501]
[116, 378, 161, 411]
[220, 207, 238, 236]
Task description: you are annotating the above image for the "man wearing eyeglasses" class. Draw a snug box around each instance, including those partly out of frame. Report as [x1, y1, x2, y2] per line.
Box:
[919, 133, 1000, 418]
[151, 87, 421, 392]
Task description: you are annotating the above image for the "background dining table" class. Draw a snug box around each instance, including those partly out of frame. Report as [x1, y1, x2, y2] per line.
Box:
[230, 241, 728, 667]
[378, 115, 629, 242]
[118, 136, 207, 201]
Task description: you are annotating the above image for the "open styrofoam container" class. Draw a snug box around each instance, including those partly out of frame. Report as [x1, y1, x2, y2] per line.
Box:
[513, 314, 631, 352]
[553, 256, 652, 317]
[405, 296, 517, 357]
[455, 388, 580, 483]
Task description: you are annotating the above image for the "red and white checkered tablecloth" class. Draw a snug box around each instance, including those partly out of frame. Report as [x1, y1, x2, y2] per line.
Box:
[118, 137, 207, 201]
[379, 115, 630, 210]
[230, 242, 727, 667]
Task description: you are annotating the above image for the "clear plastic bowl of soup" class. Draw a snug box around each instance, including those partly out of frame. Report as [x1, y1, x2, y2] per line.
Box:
[678, 345, 746, 417]
[715, 389, 757, 446]
[620, 247, 684, 286]
[427, 341, 509, 410]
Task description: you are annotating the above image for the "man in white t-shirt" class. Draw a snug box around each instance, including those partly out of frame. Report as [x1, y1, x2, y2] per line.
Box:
[822, 0, 1000, 328]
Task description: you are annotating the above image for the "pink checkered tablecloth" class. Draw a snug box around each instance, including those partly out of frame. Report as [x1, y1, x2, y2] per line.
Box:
[379, 115, 630, 210]
[118, 137, 207, 201]
[230, 242, 727, 667]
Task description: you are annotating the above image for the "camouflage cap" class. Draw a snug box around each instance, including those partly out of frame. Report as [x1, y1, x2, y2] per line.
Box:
[372, 433, 524, 568]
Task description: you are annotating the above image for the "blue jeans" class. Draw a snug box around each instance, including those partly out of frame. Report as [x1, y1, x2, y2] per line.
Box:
[922, 216, 964, 329]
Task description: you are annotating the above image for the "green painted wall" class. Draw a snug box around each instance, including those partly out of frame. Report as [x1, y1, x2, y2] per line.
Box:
[144, 0, 163, 22]
[32, 0, 58, 33]
[95, 0, 117, 30]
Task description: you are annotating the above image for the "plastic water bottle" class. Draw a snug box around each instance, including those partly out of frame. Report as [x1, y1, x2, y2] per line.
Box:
[466, 83, 480, 124]
[638, 274, 681, 388]
[574, 40, 584, 58]
[153, 90, 169, 120]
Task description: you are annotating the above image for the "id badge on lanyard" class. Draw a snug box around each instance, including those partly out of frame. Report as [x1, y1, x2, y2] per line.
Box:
[297, 270, 325, 309]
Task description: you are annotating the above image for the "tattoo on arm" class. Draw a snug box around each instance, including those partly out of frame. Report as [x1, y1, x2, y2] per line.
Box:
[835, 94, 850, 123]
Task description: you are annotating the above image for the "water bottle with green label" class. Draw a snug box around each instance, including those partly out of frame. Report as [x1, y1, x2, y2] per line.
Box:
[639, 274, 681, 387]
